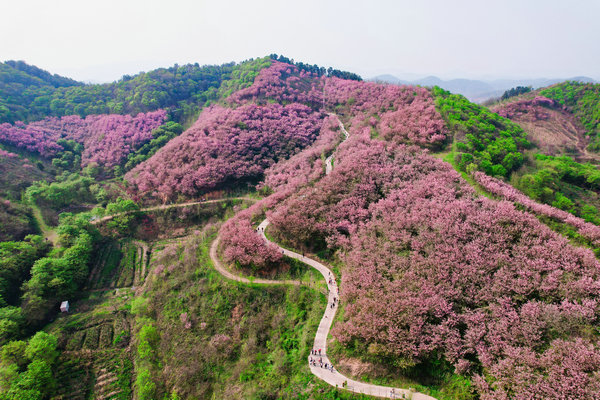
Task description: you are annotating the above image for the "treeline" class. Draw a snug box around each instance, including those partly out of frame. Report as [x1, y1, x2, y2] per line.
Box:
[268, 54, 362, 81]
[2, 60, 81, 88]
[0, 61, 82, 124]
[501, 85, 532, 100]
[0, 58, 272, 124]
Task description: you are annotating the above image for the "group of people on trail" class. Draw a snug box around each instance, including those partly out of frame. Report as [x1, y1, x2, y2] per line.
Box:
[328, 272, 336, 287]
[330, 295, 338, 309]
[309, 355, 334, 371]
[328, 272, 340, 310]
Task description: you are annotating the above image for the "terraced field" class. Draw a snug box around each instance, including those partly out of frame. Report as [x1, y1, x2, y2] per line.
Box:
[50, 293, 134, 400]
[86, 240, 151, 290]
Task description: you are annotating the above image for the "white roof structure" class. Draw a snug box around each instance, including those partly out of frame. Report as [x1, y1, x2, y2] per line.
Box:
[60, 301, 69, 312]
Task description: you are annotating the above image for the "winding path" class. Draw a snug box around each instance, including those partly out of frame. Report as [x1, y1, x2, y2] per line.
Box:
[256, 221, 435, 399]
[325, 113, 350, 175]
[211, 115, 436, 399]
[209, 236, 301, 286]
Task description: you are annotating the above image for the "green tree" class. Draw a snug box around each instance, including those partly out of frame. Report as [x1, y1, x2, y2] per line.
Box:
[25, 332, 58, 364]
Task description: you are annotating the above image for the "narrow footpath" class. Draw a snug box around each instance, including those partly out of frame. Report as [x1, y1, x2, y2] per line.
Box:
[92, 196, 256, 225]
[325, 113, 350, 175]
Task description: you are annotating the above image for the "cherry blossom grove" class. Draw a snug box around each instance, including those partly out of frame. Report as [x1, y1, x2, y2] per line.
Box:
[126, 103, 323, 201]
[264, 128, 600, 399]
[0, 110, 166, 167]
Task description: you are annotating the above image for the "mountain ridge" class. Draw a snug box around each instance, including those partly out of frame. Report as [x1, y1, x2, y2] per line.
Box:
[371, 73, 597, 102]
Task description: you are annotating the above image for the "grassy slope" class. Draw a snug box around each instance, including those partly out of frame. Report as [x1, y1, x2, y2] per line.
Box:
[133, 224, 378, 399]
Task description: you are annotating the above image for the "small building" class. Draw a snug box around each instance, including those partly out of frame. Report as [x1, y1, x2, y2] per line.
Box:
[60, 301, 69, 313]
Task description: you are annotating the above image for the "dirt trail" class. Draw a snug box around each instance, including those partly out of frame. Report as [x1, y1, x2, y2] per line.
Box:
[92, 196, 257, 225]
[31, 204, 58, 245]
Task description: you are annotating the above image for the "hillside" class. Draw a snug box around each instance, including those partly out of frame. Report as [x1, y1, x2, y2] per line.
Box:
[0, 61, 82, 123]
[490, 84, 600, 226]
[0, 58, 271, 124]
[1, 57, 600, 400]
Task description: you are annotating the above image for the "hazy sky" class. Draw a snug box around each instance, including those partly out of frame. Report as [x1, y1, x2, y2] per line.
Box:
[1, 0, 599, 83]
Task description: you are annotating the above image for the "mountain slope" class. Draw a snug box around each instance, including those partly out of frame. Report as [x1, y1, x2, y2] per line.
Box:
[489, 84, 600, 226]
[0, 61, 82, 123]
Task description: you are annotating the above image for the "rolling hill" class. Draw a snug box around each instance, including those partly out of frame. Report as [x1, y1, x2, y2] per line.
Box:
[0, 56, 600, 400]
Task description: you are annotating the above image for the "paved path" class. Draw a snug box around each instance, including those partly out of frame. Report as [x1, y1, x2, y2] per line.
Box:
[210, 115, 436, 399]
[325, 114, 350, 175]
[257, 220, 435, 400]
[209, 235, 301, 286]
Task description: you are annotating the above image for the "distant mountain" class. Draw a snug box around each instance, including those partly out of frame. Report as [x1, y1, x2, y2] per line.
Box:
[371, 74, 597, 103]
[370, 74, 409, 85]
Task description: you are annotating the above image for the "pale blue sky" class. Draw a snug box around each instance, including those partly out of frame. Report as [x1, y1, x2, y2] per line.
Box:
[1, 0, 598, 82]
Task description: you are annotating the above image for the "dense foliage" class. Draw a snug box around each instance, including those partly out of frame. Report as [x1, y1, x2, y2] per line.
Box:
[0, 110, 166, 169]
[20, 214, 98, 326]
[514, 154, 600, 221]
[540, 82, 600, 150]
[228, 61, 324, 107]
[473, 171, 600, 246]
[123, 121, 184, 171]
[126, 103, 323, 201]
[0, 235, 48, 308]
[0, 58, 271, 124]
[0, 200, 36, 244]
[0, 331, 60, 400]
[325, 78, 448, 148]
[0, 212, 97, 349]
[434, 87, 529, 176]
[230, 62, 446, 147]
[0, 61, 81, 124]
[0, 149, 49, 200]
[220, 203, 283, 271]
[26, 174, 98, 211]
[263, 114, 342, 193]
[267, 129, 600, 399]
[500, 86, 532, 100]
